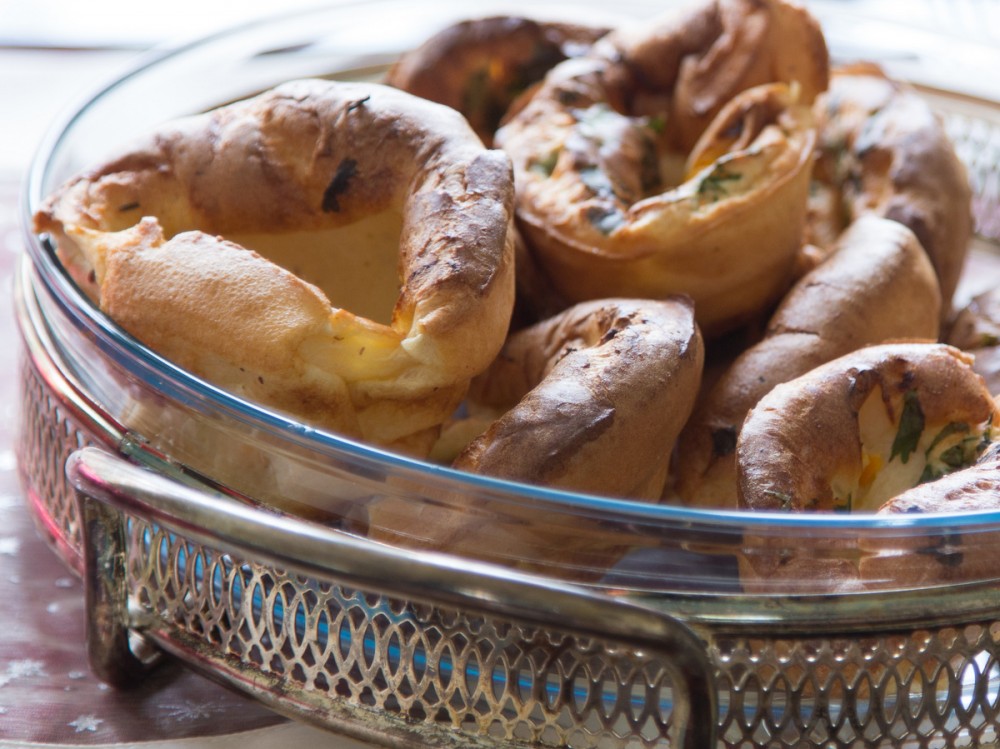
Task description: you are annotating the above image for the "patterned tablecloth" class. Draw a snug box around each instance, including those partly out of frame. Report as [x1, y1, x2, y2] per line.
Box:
[0, 177, 369, 748]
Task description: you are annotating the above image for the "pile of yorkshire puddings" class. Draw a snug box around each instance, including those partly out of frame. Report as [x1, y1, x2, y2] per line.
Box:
[34, 0, 1000, 582]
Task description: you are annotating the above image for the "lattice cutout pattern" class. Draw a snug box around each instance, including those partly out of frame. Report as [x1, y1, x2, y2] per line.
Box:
[121, 516, 1000, 748]
[127, 520, 681, 747]
[16, 355, 95, 568]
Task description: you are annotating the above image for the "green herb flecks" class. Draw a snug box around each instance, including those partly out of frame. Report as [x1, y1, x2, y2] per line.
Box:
[586, 205, 625, 235]
[580, 166, 616, 198]
[645, 114, 667, 134]
[696, 161, 742, 204]
[924, 422, 970, 456]
[889, 390, 925, 464]
[919, 421, 989, 484]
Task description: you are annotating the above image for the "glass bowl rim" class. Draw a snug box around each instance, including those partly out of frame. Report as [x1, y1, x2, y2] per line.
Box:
[20, 0, 1000, 540]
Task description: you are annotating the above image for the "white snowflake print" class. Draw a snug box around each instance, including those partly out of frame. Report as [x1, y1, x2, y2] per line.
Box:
[0, 659, 48, 688]
[0, 537, 20, 556]
[69, 714, 103, 733]
[5, 659, 47, 679]
[159, 700, 220, 721]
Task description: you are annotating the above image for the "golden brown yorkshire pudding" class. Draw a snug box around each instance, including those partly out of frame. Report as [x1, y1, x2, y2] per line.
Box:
[737, 343, 999, 514]
[385, 16, 609, 147]
[365, 297, 703, 576]
[675, 216, 941, 508]
[34, 79, 516, 454]
[455, 297, 704, 499]
[496, 0, 828, 336]
[806, 64, 973, 317]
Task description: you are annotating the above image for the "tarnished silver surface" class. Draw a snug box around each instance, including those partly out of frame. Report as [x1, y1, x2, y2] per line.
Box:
[70, 446, 718, 749]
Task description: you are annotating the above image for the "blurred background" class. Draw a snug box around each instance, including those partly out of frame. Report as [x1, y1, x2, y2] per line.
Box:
[2, 0, 999, 179]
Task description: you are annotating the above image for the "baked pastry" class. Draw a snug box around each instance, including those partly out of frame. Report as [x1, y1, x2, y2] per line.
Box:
[736, 343, 999, 591]
[737, 343, 998, 514]
[385, 15, 608, 146]
[806, 64, 973, 318]
[456, 296, 703, 499]
[366, 297, 703, 574]
[495, 0, 829, 335]
[859, 443, 1000, 588]
[34, 79, 517, 455]
[675, 216, 941, 508]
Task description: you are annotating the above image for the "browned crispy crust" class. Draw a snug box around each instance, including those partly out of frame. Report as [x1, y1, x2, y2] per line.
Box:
[385, 16, 609, 146]
[365, 297, 703, 577]
[806, 65, 973, 318]
[34, 79, 516, 453]
[495, 0, 829, 336]
[676, 216, 941, 508]
[602, 0, 829, 151]
[737, 343, 996, 512]
[455, 297, 704, 499]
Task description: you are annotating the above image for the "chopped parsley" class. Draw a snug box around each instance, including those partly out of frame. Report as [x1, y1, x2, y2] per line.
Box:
[889, 389, 924, 464]
[918, 421, 991, 484]
[696, 162, 742, 203]
[645, 114, 667, 134]
[586, 205, 625, 235]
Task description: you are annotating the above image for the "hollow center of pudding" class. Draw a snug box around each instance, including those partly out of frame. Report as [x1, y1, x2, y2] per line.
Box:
[831, 386, 989, 512]
[228, 209, 403, 326]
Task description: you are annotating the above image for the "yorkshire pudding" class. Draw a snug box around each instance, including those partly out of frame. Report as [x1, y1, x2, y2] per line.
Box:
[947, 287, 1000, 395]
[34, 79, 517, 454]
[496, 0, 828, 335]
[806, 64, 973, 317]
[365, 297, 703, 575]
[676, 216, 941, 508]
[455, 296, 704, 499]
[385, 15, 608, 147]
[738, 343, 999, 514]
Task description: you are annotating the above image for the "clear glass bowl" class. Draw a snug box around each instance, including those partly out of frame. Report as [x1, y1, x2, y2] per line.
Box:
[18, 0, 1000, 613]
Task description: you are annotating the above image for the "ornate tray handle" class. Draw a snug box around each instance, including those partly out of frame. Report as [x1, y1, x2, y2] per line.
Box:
[67, 446, 718, 749]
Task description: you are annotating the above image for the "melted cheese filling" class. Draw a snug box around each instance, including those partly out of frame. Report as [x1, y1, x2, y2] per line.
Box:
[831, 386, 991, 512]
